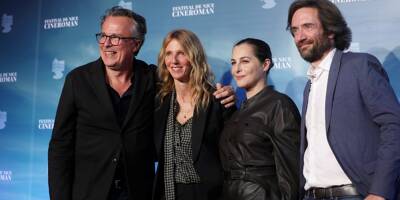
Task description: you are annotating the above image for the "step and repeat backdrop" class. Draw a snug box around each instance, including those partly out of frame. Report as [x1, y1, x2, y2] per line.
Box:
[0, 0, 399, 199]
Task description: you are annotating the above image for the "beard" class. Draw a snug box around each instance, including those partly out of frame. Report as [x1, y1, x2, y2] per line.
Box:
[296, 33, 333, 63]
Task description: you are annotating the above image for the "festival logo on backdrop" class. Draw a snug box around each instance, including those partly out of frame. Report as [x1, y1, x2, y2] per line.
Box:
[261, 0, 277, 9]
[0, 72, 17, 83]
[52, 58, 65, 80]
[118, 0, 133, 10]
[38, 118, 54, 130]
[0, 111, 7, 130]
[43, 16, 79, 30]
[0, 170, 12, 182]
[272, 56, 293, 70]
[172, 3, 215, 18]
[1, 14, 13, 33]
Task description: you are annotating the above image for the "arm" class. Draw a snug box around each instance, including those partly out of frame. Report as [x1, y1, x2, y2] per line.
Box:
[358, 55, 400, 199]
[48, 73, 77, 200]
[272, 99, 301, 200]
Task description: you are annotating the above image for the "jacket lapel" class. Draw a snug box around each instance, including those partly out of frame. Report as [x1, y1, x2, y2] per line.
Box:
[325, 50, 343, 134]
[191, 103, 210, 162]
[301, 80, 311, 151]
[154, 94, 171, 156]
[88, 58, 119, 130]
[122, 59, 147, 129]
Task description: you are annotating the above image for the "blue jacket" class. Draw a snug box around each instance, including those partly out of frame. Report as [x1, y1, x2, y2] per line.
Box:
[300, 50, 400, 199]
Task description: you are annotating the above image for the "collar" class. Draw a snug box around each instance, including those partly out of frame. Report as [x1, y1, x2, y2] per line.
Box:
[306, 48, 336, 82]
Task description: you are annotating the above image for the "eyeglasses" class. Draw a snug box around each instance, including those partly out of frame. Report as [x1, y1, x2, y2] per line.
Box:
[95, 33, 137, 46]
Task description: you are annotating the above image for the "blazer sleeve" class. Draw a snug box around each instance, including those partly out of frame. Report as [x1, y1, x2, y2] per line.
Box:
[48, 72, 77, 200]
[358, 54, 400, 199]
[272, 98, 301, 200]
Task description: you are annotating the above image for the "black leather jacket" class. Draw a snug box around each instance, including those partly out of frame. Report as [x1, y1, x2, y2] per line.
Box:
[219, 86, 300, 200]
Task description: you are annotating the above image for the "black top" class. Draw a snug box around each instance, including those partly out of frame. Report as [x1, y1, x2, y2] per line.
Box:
[107, 81, 134, 191]
[219, 86, 301, 200]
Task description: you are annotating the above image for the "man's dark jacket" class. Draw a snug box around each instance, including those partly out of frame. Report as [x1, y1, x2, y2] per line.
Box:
[48, 58, 156, 200]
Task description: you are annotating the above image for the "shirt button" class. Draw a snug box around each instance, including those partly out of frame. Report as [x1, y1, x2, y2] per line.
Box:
[112, 157, 118, 163]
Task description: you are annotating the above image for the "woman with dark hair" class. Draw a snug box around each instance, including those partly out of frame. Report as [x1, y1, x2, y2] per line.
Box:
[220, 38, 300, 200]
[153, 29, 235, 200]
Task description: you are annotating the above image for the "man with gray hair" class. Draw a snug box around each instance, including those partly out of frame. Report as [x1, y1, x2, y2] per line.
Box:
[48, 6, 156, 200]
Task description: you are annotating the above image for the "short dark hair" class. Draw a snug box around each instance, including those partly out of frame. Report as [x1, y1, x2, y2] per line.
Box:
[286, 0, 352, 50]
[234, 38, 274, 74]
[101, 6, 147, 55]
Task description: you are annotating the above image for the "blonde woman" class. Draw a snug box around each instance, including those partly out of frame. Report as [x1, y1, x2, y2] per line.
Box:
[152, 29, 235, 200]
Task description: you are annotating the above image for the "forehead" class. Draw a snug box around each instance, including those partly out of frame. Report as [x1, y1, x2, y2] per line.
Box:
[101, 16, 135, 35]
[232, 43, 255, 57]
[291, 7, 320, 27]
[166, 39, 184, 51]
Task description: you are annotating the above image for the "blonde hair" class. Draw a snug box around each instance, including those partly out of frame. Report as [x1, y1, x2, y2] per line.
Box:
[157, 29, 214, 111]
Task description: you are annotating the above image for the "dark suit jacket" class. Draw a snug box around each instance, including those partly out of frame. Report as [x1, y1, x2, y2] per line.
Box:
[48, 58, 156, 200]
[152, 92, 234, 200]
[300, 50, 400, 199]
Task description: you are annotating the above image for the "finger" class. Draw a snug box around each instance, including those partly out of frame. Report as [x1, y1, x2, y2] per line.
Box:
[220, 95, 235, 105]
[213, 84, 226, 97]
[224, 102, 235, 108]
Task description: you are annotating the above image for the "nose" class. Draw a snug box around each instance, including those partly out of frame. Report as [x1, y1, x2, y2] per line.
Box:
[171, 53, 179, 64]
[232, 63, 242, 75]
[103, 36, 113, 47]
[294, 29, 306, 44]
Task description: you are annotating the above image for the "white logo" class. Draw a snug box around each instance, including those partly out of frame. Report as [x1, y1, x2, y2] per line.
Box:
[1, 14, 13, 33]
[38, 119, 54, 130]
[272, 57, 293, 70]
[52, 58, 65, 80]
[172, 3, 215, 18]
[0, 111, 7, 130]
[118, 0, 133, 10]
[44, 16, 79, 30]
[261, 0, 277, 9]
[0, 171, 12, 182]
[0, 72, 17, 83]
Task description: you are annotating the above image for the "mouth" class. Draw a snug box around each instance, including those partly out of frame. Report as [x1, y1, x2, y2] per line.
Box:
[103, 50, 117, 55]
[234, 75, 245, 81]
[170, 65, 183, 71]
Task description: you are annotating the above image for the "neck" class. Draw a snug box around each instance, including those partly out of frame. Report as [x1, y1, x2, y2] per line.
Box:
[174, 80, 193, 102]
[105, 65, 134, 97]
[246, 79, 266, 99]
[311, 48, 334, 67]
[106, 67, 133, 84]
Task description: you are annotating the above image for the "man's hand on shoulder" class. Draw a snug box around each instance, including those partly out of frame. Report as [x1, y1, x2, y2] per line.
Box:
[213, 83, 235, 108]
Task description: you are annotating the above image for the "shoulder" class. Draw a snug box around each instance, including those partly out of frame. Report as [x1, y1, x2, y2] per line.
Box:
[340, 51, 387, 79]
[135, 59, 157, 75]
[66, 58, 102, 78]
[341, 51, 382, 69]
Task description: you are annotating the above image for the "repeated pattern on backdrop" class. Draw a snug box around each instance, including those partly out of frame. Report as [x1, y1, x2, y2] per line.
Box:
[0, 0, 399, 199]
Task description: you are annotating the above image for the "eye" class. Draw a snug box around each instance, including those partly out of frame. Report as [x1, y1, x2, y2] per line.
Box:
[290, 27, 298, 35]
[303, 23, 316, 31]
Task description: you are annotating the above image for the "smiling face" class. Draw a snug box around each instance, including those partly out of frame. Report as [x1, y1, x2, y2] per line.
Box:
[99, 16, 139, 71]
[164, 39, 192, 83]
[290, 7, 333, 64]
[231, 43, 269, 98]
